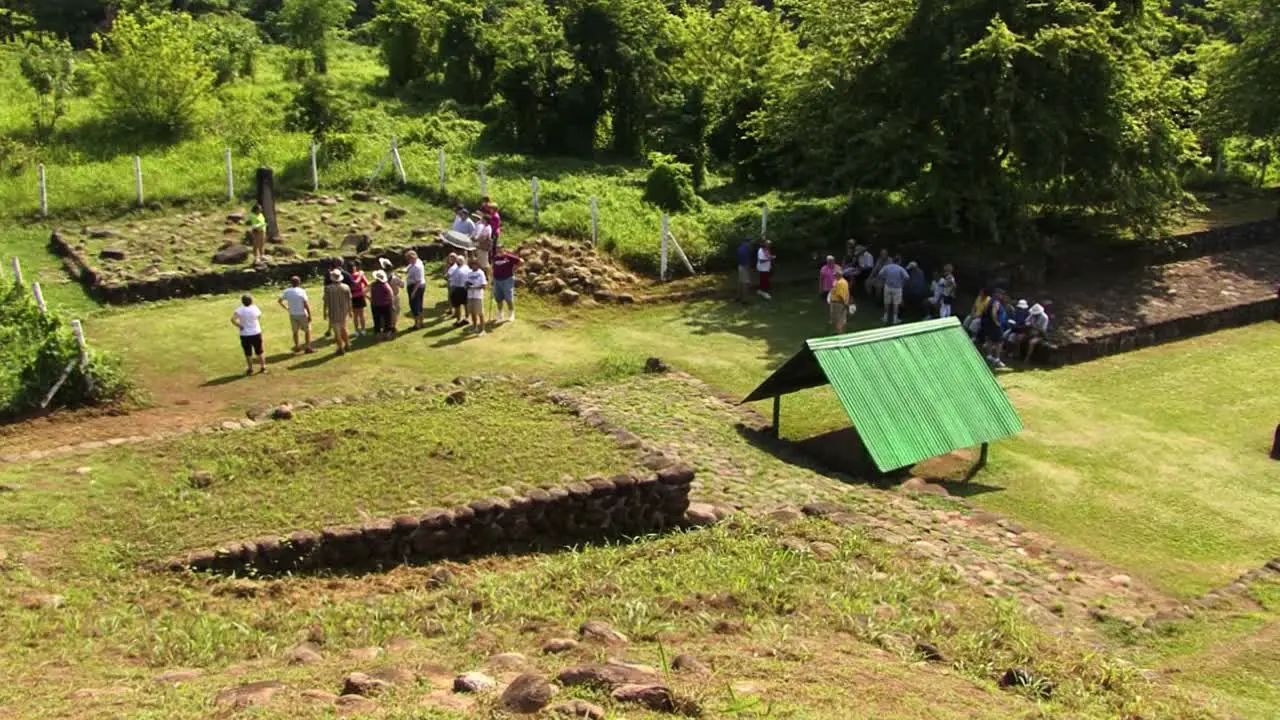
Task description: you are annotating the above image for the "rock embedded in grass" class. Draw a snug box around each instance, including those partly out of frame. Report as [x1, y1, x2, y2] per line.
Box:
[549, 699, 606, 719]
[486, 652, 529, 670]
[335, 694, 378, 713]
[611, 684, 678, 712]
[541, 638, 579, 654]
[214, 680, 284, 708]
[557, 661, 659, 689]
[499, 673, 556, 714]
[155, 669, 203, 685]
[671, 654, 709, 674]
[453, 671, 496, 693]
[289, 642, 324, 665]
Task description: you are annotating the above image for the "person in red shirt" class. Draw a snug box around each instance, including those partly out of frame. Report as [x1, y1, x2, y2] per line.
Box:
[481, 196, 502, 250]
[490, 248, 521, 323]
[347, 260, 370, 338]
[369, 269, 395, 340]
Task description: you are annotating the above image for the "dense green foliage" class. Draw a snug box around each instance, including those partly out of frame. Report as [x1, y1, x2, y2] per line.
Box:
[17, 32, 76, 141]
[90, 11, 215, 138]
[0, 279, 130, 416]
[0, 0, 1275, 255]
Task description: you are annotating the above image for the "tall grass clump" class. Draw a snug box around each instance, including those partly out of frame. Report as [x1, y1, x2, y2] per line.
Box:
[0, 279, 130, 416]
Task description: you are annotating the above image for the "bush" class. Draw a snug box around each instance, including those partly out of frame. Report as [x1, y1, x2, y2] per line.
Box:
[402, 109, 484, 150]
[281, 48, 315, 81]
[0, 281, 130, 417]
[284, 75, 357, 139]
[0, 137, 37, 176]
[198, 12, 261, 85]
[318, 133, 358, 165]
[643, 153, 698, 213]
[18, 31, 76, 141]
[91, 12, 215, 138]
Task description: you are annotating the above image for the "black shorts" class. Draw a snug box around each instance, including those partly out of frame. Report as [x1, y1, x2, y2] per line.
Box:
[239, 333, 263, 356]
[351, 295, 367, 310]
[449, 287, 466, 308]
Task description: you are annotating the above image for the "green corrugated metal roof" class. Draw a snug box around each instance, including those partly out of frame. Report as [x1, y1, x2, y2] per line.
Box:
[744, 317, 1023, 471]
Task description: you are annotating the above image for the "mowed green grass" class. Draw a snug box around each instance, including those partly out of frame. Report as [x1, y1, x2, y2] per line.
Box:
[55, 285, 1280, 597]
[0, 384, 634, 564]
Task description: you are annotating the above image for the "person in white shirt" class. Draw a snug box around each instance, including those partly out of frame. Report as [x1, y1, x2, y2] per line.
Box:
[276, 275, 314, 354]
[403, 250, 426, 330]
[446, 253, 470, 327]
[756, 239, 774, 300]
[472, 213, 493, 271]
[451, 207, 476, 237]
[464, 252, 488, 336]
[231, 294, 267, 375]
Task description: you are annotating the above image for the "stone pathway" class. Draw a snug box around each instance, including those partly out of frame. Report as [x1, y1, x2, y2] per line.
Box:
[565, 372, 1186, 634]
[1038, 242, 1280, 344]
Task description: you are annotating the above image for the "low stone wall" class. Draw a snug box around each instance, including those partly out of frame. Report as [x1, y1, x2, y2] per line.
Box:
[48, 231, 448, 305]
[1041, 295, 1279, 366]
[167, 465, 696, 576]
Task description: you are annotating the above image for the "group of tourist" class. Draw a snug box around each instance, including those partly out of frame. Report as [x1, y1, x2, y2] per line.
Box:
[962, 288, 1051, 368]
[229, 199, 520, 372]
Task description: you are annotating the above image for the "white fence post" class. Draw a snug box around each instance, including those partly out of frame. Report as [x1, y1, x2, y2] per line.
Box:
[133, 156, 143, 207]
[531, 177, 540, 228]
[660, 214, 669, 281]
[42, 319, 90, 407]
[478, 162, 487, 198]
[71, 319, 88, 366]
[391, 136, 406, 185]
[666, 231, 695, 276]
[310, 140, 319, 192]
[438, 148, 447, 195]
[32, 281, 46, 313]
[10, 257, 22, 287]
[590, 196, 600, 246]
[38, 163, 48, 218]
[225, 148, 234, 201]
[761, 204, 769, 238]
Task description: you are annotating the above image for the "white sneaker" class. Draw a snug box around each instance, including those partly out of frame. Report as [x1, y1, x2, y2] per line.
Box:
[757, 289, 766, 297]
[508, 312, 516, 322]
[892, 317, 902, 325]
[477, 330, 486, 337]
[760, 292, 772, 300]
[881, 314, 889, 323]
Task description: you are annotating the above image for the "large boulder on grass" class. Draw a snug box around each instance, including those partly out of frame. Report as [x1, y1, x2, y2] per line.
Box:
[212, 244, 251, 265]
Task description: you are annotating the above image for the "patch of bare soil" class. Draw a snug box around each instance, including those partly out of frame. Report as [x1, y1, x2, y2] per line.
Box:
[1036, 243, 1280, 343]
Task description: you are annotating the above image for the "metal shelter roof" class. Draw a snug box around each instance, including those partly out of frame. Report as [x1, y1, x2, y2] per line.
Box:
[742, 317, 1023, 471]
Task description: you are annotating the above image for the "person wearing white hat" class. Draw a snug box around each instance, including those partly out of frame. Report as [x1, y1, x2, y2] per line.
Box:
[369, 268, 395, 340]
[322, 268, 353, 355]
[380, 258, 404, 334]
[1022, 303, 1050, 361]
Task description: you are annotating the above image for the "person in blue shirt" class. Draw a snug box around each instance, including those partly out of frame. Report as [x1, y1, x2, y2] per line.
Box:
[736, 238, 754, 303]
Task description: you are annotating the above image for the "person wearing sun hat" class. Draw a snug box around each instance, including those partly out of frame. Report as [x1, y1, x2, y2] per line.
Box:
[379, 258, 404, 334]
[1021, 303, 1051, 361]
[323, 268, 353, 355]
[369, 268, 395, 340]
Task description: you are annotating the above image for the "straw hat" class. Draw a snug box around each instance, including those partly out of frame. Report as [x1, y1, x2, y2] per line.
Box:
[1029, 303, 1046, 316]
[373, 269, 388, 283]
[1016, 299, 1029, 310]
[378, 257, 393, 270]
[329, 268, 343, 281]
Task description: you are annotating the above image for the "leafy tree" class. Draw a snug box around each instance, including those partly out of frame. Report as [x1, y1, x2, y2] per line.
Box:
[18, 32, 77, 141]
[643, 152, 698, 212]
[1201, 0, 1280, 140]
[487, 0, 575, 151]
[276, 0, 354, 74]
[370, 0, 433, 88]
[198, 12, 262, 85]
[285, 75, 357, 139]
[91, 11, 215, 138]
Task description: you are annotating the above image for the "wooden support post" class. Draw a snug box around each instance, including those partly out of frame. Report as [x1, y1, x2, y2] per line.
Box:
[965, 441, 991, 483]
[438, 148, 447, 195]
[133, 156, 143, 207]
[659, 214, 670, 281]
[38, 163, 47, 218]
[255, 168, 280, 241]
[531, 177, 540, 228]
[310, 140, 319, 191]
[225, 147, 234, 201]
[772, 396, 781, 438]
[10, 257, 22, 287]
[590, 196, 599, 246]
[391, 136, 406, 184]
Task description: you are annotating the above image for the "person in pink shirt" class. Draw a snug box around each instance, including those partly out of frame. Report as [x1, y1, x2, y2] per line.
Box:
[818, 255, 839, 303]
[481, 196, 502, 249]
[347, 260, 370, 338]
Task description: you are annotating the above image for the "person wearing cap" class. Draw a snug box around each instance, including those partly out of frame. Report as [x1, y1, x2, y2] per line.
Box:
[380, 258, 404, 334]
[818, 255, 839, 303]
[876, 254, 909, 324]
[463, 252, 488, 336]
[472, 212, 493, 272]
[756, 239, 775, 300]
[404, 250, 426, 330]
[446, 252, 470, 326]
[736, 237, 754, 303]
[369, 268, 395, 339]
[491, 246, 521, 322]
[981, 288, 1010, 368]
[323, 268, 353, 355]
[277, 275, 314, 354]
[480, 196, 502, 249]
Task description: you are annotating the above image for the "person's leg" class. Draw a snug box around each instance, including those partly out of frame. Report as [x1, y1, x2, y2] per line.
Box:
[477, 297, 486, 335]
[254, 335, 266, 372]
[304, 319, 313, 352]
[241, 336, 254, 374]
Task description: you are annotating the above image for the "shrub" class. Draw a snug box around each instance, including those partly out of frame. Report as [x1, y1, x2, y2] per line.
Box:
[0, 137, 37, 177]
[318, 133, 358, 165]
[643, 153, 698, 213]
[275, 0, 354, 74]
[198, 12, 261, 85]
[17, 31, 76, 141]
[403, 110, 484, 150]
[0, 281, 130, 417]
[281, 48, 315, 81]
[284, 75, 357, 139]
[91, 12, 215, 138]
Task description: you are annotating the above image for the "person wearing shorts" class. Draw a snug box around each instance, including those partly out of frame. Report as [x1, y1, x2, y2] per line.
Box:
[877, 255, 909, 324]
[231, 294, 266, 375]
[447, 253, 470, 327]
[347, 261, 369, 337]
[491, 248, 521, 322]
[323, 268, 353, 355]
[404, 250, 426, 329]
[246, 204, 267, 264]
[472, 212, 492, 271]
[464, 254, 487, 336]
[828, 272, 851, 334]
[276, 275, 314, 354]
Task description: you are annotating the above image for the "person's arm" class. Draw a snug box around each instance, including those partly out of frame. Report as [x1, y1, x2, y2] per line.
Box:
[323, 291, 330, 320]
[303, 299, 312, 321]
[231, 312, 241, 329]
[277, 296, 288, 312]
